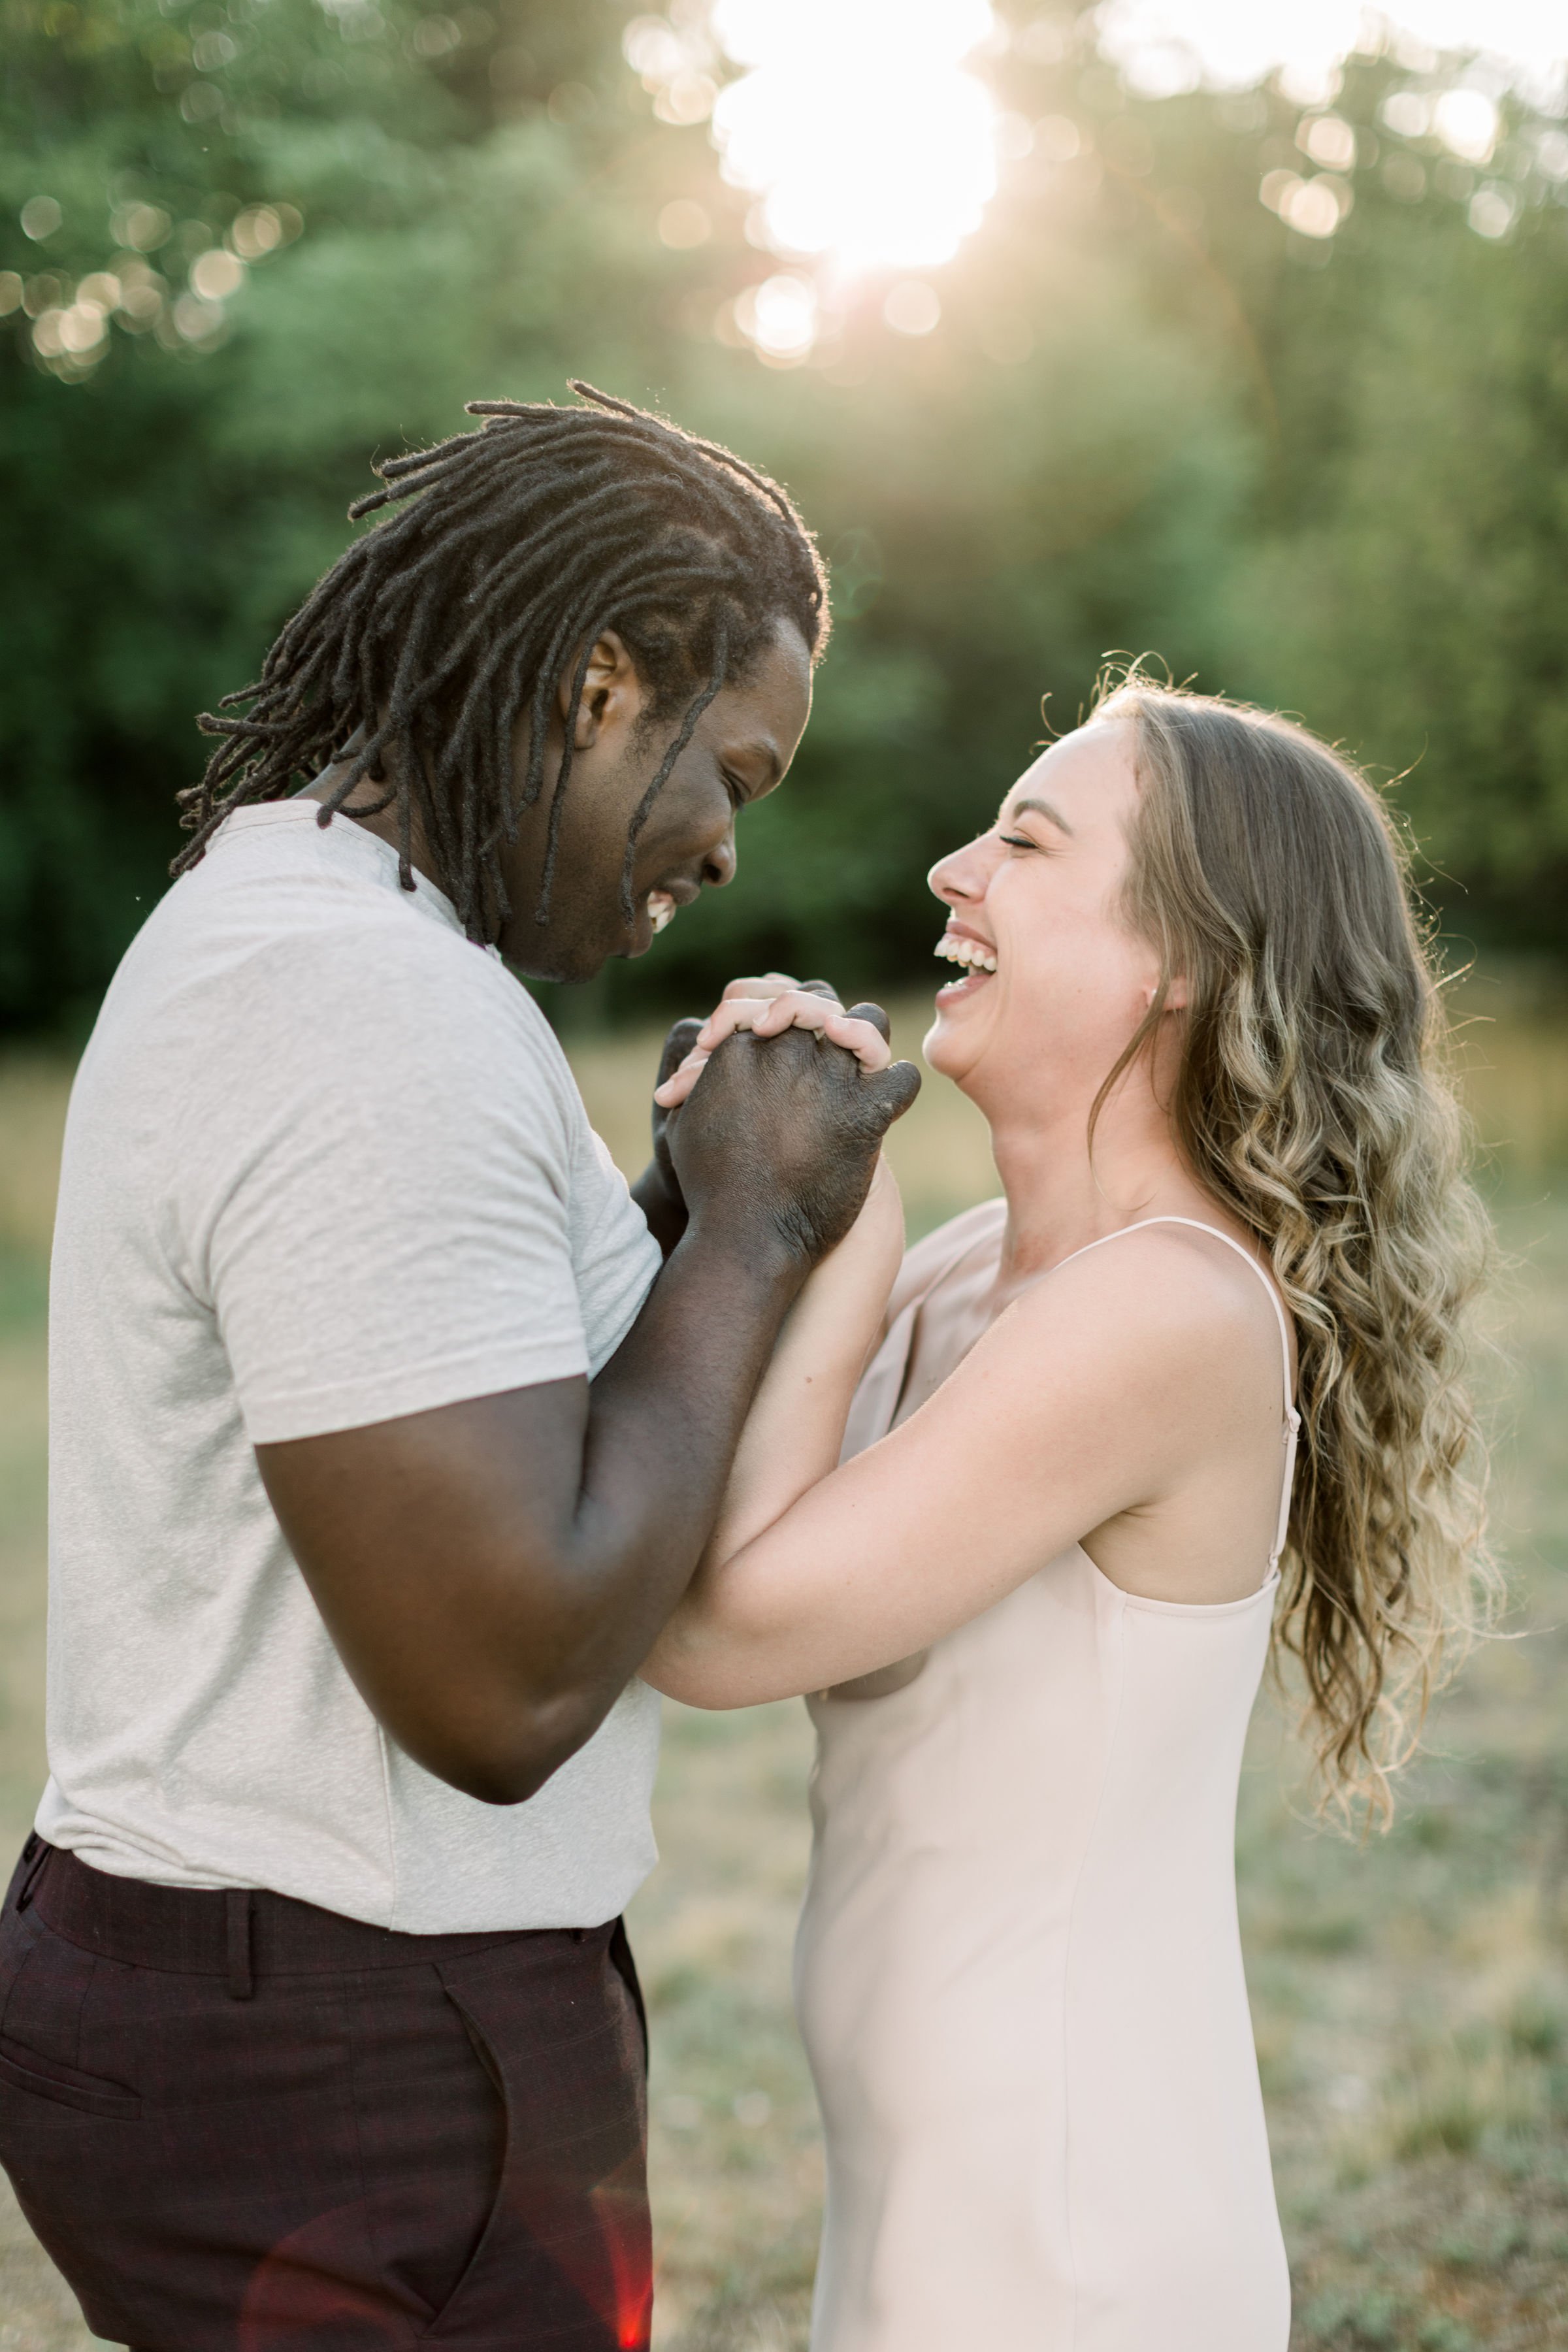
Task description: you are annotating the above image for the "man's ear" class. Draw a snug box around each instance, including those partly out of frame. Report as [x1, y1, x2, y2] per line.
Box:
[558, 629, 645, 751]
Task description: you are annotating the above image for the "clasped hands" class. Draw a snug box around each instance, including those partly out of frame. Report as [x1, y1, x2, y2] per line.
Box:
[653, 972, 895, 1111]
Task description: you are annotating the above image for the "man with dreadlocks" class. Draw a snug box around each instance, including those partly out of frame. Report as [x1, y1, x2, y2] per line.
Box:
[1, 387, 918, 2349]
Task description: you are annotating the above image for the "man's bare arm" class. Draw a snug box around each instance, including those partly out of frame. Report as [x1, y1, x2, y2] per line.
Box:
[257, 1022, 919, 1804]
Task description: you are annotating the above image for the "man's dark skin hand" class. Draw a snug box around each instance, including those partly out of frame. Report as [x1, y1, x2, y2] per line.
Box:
[630, 975, 854, 1258]
[257, 623, 920, 1805]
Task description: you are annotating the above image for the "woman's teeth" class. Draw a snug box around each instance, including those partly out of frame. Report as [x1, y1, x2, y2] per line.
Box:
[647, 891, 677, 936]
[935, 934, 997, 974]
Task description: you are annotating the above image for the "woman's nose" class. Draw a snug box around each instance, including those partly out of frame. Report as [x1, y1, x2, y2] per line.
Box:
[928, 834, 997, 906]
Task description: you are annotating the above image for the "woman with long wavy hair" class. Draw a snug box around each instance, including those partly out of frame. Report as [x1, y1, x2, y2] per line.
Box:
[645, 670, 1493, 2351]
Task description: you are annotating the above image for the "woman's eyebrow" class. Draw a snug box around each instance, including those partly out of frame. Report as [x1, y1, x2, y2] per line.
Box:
[1005, 796, 1075, 834]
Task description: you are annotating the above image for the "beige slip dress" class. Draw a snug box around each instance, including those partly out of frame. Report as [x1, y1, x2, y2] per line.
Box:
[794, 1202, 1296, 2351]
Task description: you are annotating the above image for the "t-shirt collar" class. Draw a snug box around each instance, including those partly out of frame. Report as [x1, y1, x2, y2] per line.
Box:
[216, 799, 466, 936]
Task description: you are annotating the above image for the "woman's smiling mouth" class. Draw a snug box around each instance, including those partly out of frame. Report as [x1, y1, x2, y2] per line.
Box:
[935, 927, 997, 997]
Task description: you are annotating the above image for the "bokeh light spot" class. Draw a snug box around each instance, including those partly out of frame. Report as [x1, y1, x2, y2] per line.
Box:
[734, 270, 817, 359]
[191, 29, 237, 71]
[1261, 167, 1351, 237]
[112, 202, 172, 252]
[883, 278, 941, 335]
[1297, 113, 1356, 172]
[1379, 89, 1431, 139]
[173, 292, 227, 344]
[411, 13, 461, 56]
[659, 71, 719, 123]
[659, 197, 713, 246]
[58, 301, 108, 355]
[1433, 87, 1499, 166]
[20, 197, 63, 242]
[116, 265, 167, 328]
[1034, 114, 1083, 164]
[190, 248, 246, 301]
[1468, 184, 1516, 237]
[231, 206, 284, 260]
[625, 7, 722, 123]
[547, 80, 596, 123]
[1286, 173, 1350, 237]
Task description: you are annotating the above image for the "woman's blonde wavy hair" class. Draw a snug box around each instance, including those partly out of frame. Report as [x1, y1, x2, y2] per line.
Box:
[1088, 666, 1494, 1821]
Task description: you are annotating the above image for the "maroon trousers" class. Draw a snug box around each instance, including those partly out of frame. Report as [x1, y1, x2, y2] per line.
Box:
[0, 1838, 651, 2350]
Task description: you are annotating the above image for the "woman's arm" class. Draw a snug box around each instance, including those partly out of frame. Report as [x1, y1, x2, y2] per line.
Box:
[703, 1154, 907, 1567]
[645, 1226, 1282, 1709]
[655, 986, 909, 1563]
[642, 1154, 906, 1693]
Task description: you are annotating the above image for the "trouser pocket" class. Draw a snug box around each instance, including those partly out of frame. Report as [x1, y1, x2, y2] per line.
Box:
[423, 1927, 651, 2348]
[0, 1901, 149, 2345]
[0, 1895, 142, 2121]
[0, 2038, 142, 2119]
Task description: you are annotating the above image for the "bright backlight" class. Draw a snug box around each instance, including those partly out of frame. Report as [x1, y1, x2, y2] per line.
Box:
[710, 0, 999, 274]
[1100, 0, 1566, 101]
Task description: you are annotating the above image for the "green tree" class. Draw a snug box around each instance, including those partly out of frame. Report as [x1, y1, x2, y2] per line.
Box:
[3, 0, 1565, 1030]
[1224, 193, 1568, 945]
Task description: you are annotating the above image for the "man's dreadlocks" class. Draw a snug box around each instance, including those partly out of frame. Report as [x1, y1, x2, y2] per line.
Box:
[174, 383, 829, 943]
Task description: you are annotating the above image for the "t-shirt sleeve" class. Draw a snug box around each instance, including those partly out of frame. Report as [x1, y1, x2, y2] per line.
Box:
[188, 930, 606, 1444]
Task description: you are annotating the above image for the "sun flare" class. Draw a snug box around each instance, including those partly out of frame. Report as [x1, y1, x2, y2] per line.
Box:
[624, 0, 1567, 365]
[709, 0, 1000, 278]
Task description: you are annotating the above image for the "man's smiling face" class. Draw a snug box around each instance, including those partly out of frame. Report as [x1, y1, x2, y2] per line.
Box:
[495, 617, 815, 983]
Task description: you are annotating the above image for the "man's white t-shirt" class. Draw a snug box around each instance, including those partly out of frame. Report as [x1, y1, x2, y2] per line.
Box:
[37, 802, 664, 1933]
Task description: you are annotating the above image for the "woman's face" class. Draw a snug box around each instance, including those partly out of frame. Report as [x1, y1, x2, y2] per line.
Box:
[924, 720, 1168, 1115]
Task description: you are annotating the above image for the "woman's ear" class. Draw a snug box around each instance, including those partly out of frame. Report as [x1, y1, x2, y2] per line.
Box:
[1143, 973, 1190, 1013]
[558, 629, 644, 751]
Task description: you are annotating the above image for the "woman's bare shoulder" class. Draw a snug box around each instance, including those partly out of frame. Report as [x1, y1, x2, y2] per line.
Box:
[1000, 1215, 1286, 1411]
[887, 1195, 1006, 1321]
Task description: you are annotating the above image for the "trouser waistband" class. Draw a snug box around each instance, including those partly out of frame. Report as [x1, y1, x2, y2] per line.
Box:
[8, 1836, 598, 1999]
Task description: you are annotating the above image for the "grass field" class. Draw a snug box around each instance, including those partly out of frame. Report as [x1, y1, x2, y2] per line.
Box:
[1, 973, 1567, 2351]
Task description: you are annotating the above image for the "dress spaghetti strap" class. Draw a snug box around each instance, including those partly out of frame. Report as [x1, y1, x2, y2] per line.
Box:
[1053, 1217, 1299, 1573]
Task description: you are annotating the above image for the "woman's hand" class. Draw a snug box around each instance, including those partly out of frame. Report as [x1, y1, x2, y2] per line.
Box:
[717, 970, 841, 1005]
[655, 985, 895, 1111]
[633, 975, 900, 1258]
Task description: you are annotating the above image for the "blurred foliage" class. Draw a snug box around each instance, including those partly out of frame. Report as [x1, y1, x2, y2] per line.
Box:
[1, 0, 1566, 1030]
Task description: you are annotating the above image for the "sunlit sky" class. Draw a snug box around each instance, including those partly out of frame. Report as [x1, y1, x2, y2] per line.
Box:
[627, 1, 1567, 359]
[1100, 1, 1568, 102]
